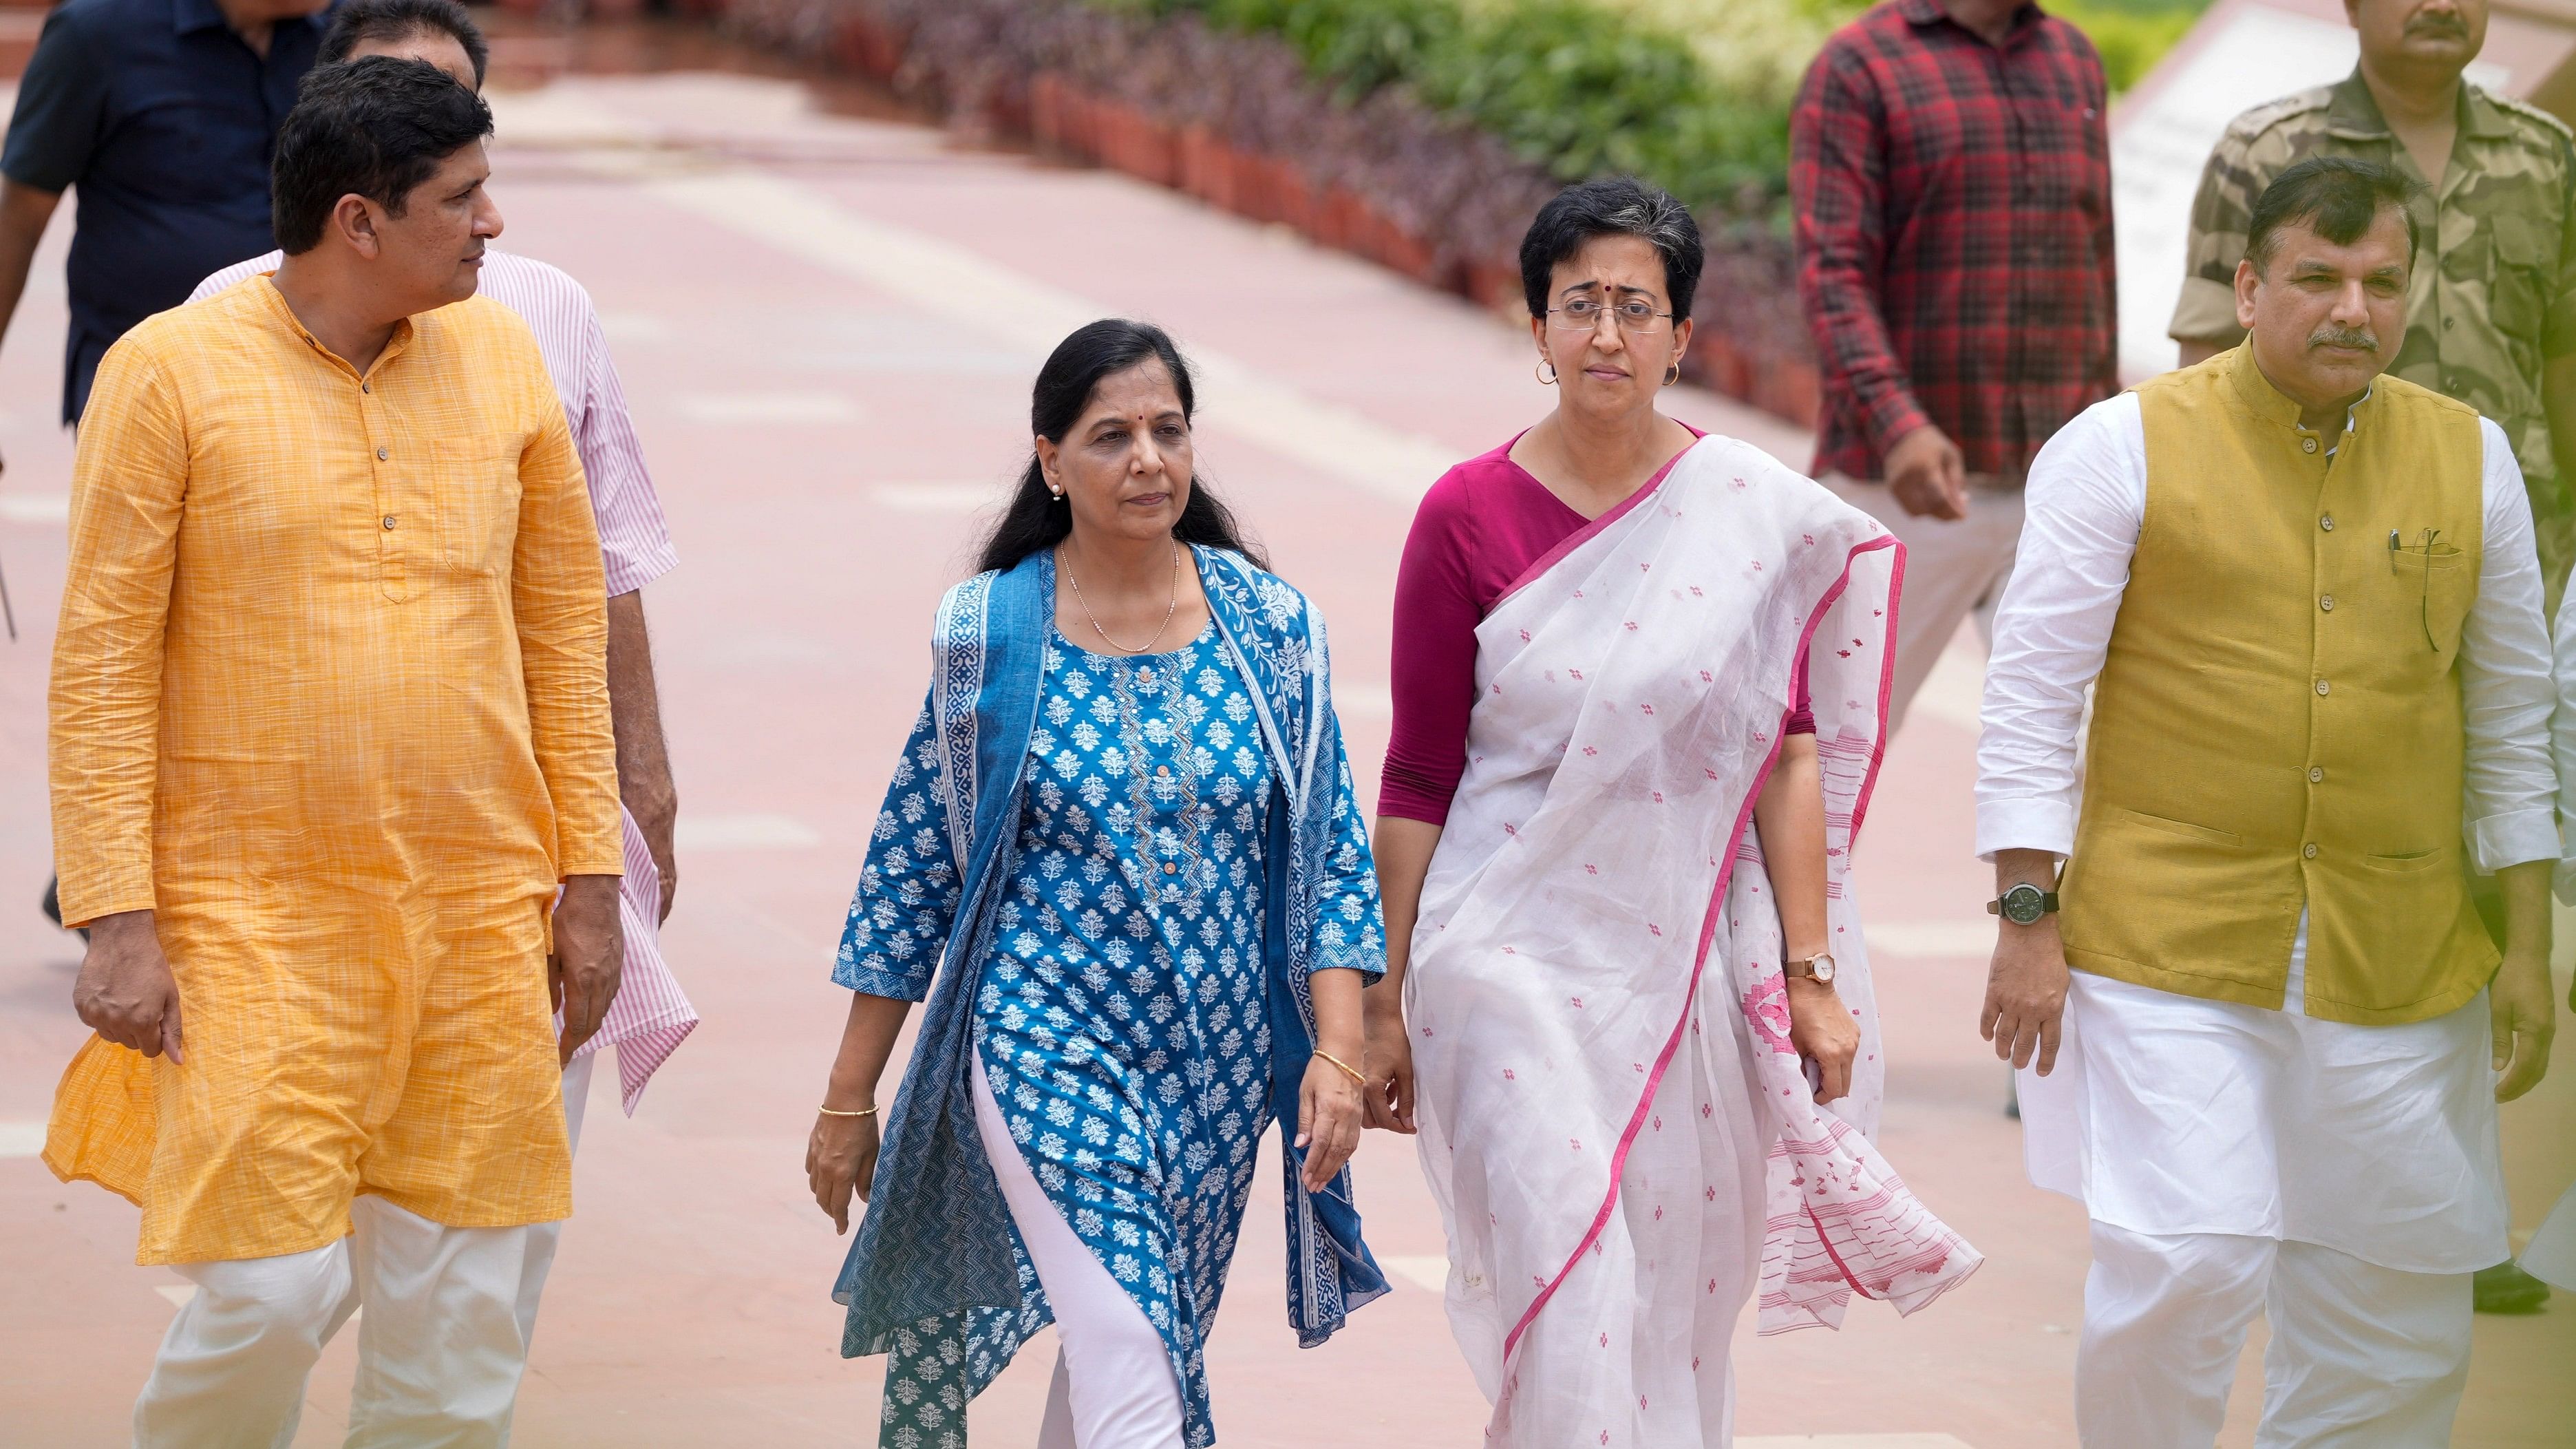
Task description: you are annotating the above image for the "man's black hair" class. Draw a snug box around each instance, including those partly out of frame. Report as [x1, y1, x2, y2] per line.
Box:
[1520, 176, 1705, 324]
[2246, 155, 2422, 274]
[271, 56, 493, 255]
[322, 0, 489, 85]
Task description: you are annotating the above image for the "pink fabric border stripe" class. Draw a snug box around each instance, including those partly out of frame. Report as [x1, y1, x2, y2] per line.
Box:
[1487, 431, 1705, 617]
[1495, 532, 1901, 1367]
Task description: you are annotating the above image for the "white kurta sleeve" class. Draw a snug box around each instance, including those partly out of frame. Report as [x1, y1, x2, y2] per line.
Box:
[2460, 416, 2558, 874]
[1974, 394, 2146, 860]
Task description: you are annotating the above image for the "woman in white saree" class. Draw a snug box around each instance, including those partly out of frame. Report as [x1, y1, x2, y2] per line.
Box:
[1366, 179, 1980, 1445]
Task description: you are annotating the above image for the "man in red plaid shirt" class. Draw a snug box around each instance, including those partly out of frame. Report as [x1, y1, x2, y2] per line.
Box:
[1791, 0, 2118, 730]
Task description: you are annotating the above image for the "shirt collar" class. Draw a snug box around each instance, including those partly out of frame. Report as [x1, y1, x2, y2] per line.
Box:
[253, 274, 417, 381]
[2224, 341, 2375, 437]
[2326, 67, 2509, 142]
[1899, 0, 2043, 39]
[175, 0, 331, 38]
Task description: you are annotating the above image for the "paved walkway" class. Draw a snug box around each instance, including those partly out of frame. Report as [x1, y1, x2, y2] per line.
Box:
[0, 35, 2568, 1446]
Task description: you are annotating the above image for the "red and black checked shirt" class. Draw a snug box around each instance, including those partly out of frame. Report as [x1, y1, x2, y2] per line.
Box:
[1790, 0, 2118, 480]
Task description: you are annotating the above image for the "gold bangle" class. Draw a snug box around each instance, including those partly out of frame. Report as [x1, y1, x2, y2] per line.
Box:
[818, 1104, 878, 1119]
[1312, 1049, 1368, 1088]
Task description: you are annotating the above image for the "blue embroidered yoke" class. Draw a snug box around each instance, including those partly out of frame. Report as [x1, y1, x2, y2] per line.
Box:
[831, 549, 1389, 1449]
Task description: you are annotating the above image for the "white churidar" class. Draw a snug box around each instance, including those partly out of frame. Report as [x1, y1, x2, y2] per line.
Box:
[136, 1196, 539, 1448]
[134, 1057, 596, 1447]
[1408, 436, 1980, 1448]
[969, 1063, 1186, 1449]
[2076, 1222, 2471, 1447]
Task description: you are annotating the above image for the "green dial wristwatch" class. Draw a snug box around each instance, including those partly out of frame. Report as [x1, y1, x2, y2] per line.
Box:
[1988, 882, 2060, 927]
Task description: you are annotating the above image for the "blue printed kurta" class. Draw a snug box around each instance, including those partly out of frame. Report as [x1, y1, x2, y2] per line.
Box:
[836, 564, 1386, 1449]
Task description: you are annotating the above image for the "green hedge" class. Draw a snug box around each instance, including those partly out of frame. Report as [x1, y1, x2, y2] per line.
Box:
[1142, 0, 1791, 218]
[1128, 0, 2206, 220]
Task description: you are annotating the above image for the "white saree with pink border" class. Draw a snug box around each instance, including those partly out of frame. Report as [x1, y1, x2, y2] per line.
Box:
[1406, 436, 1981, 1446]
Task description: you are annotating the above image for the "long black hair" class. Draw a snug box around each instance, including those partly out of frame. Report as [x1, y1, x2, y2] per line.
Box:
[973, 319, 1266, 576]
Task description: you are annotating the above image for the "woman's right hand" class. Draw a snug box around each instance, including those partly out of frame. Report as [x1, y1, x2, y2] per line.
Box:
[1361, 997, 1417, 1133]
[808, 1110, 881, 1235]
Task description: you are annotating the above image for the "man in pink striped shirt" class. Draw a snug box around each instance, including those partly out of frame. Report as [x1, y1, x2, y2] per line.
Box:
[191, 0, 696, 1357]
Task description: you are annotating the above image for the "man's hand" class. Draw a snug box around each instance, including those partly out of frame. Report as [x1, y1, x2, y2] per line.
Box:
[550, 874, 624, 1065]
[1883, 423, 1968, 521]
[1983, 854, 2070, 1073]
[72, 909, 184, 1061]
[635, 797, 678, 925]
[2491, 944, 2555, 1102]
[1361, 991, 1416, 1133]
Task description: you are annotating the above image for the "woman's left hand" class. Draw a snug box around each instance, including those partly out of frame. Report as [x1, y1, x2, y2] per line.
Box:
[1296, 1053, 1367, 1192]
[1785, 979, 1860, 1104]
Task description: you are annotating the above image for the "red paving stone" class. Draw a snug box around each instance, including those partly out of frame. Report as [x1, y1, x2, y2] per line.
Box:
[1, 41, 2569, 1446]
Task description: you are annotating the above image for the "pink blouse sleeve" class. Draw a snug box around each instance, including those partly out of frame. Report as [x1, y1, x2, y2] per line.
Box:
[1379, 470, 1483, 825]
[1786, 653, 1816, 736]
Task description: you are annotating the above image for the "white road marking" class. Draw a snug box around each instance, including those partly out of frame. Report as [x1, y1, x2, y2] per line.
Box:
[0, 492, 70, 523]
[676, 813, 824, 850]
[1380, 1254, 1449, 1293]
[1334, 684, 1393, 719]
[677, 392, 858, 424]
[486, 87, 1462, 503]
[0, 1121, 47, 1158]
[1741, 1438, 1974, 1448]
[874, 482, 1005, 514]
[1864, 921, 1996, 959]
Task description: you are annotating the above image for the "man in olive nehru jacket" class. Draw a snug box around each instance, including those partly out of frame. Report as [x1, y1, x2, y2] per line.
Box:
[1977, 156, 2557, 1443]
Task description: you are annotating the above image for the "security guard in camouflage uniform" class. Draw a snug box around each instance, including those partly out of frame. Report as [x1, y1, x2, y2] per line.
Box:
[2172, 0, 2575, 1320]
[2172, 8, 2576, 614]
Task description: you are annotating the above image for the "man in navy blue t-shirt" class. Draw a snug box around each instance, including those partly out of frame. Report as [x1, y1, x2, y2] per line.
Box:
[0, 0, 334, 439]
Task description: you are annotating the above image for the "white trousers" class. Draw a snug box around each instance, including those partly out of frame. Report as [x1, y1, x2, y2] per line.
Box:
[132, 1054, 595, 1448]
[969, 1061, 1185, 1449]
[2076, 1222, 2471, 1448]
[1820, 473, 2025, 734]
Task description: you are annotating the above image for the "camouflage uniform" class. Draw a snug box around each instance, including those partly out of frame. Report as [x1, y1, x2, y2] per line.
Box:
[2173, 70, 2576, 606]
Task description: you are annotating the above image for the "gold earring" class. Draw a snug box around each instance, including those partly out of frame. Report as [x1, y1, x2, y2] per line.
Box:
[1537, 359, 1557, 385]
[1663, 363, 1681, 386]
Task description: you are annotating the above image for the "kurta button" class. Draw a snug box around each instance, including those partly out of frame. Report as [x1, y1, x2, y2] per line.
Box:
[361, 382, 370, 393]
[376, 447, 389, 461]
[2319, 594, 2335, 611]
[2321, 514, 2335, 531]
[1156, 765, 1171, 779]
[381, 515, 396, 530]
[2316, 679, 2330, 695]
[2301, 437, 2319, 454]
[2308, 766, 2325, 783]
[1162, 861, 1178, 875]
[2303, 843, 2319, 859]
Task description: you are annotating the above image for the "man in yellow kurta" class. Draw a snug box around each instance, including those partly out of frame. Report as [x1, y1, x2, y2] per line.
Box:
[43, 57, 624, 1446]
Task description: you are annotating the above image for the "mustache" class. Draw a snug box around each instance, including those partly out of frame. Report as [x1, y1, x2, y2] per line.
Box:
[2407, 12, 2468, 34]
[2308, 324, 2381, 351]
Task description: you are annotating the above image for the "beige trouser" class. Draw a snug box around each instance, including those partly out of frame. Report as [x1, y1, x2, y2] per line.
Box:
[1822, 473, 2025, 735]
[132, 1054, 595, 1448]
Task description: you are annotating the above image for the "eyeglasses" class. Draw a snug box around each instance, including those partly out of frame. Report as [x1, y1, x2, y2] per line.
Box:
[1548, 297, 1674, 335]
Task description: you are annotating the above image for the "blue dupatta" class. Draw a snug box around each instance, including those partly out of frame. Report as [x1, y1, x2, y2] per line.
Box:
[832, 545, 1387, 1424]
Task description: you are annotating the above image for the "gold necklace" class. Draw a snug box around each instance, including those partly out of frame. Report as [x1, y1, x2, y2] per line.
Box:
[1065, 541, 1182, 655]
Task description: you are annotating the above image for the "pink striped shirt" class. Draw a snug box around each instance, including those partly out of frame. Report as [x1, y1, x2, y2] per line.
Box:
[191, 249, 695, 1110]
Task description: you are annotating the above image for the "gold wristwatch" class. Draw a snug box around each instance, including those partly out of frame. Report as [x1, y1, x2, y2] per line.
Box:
[1783, 953, 1836, 985]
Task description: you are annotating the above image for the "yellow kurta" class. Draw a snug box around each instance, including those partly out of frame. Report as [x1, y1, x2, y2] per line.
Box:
[43, 277, 622, 1266]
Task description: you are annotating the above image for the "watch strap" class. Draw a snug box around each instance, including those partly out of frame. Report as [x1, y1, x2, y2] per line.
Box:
[1986, 888, 2061, 916]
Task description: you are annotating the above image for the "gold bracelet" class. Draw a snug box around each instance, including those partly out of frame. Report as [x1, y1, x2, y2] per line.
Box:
[817, 1104, 878, 1119]
[1312, 1049, 1368, 1088]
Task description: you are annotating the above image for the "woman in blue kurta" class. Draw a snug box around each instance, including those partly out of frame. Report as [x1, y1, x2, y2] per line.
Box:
[807, 320, 1388, 1449]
